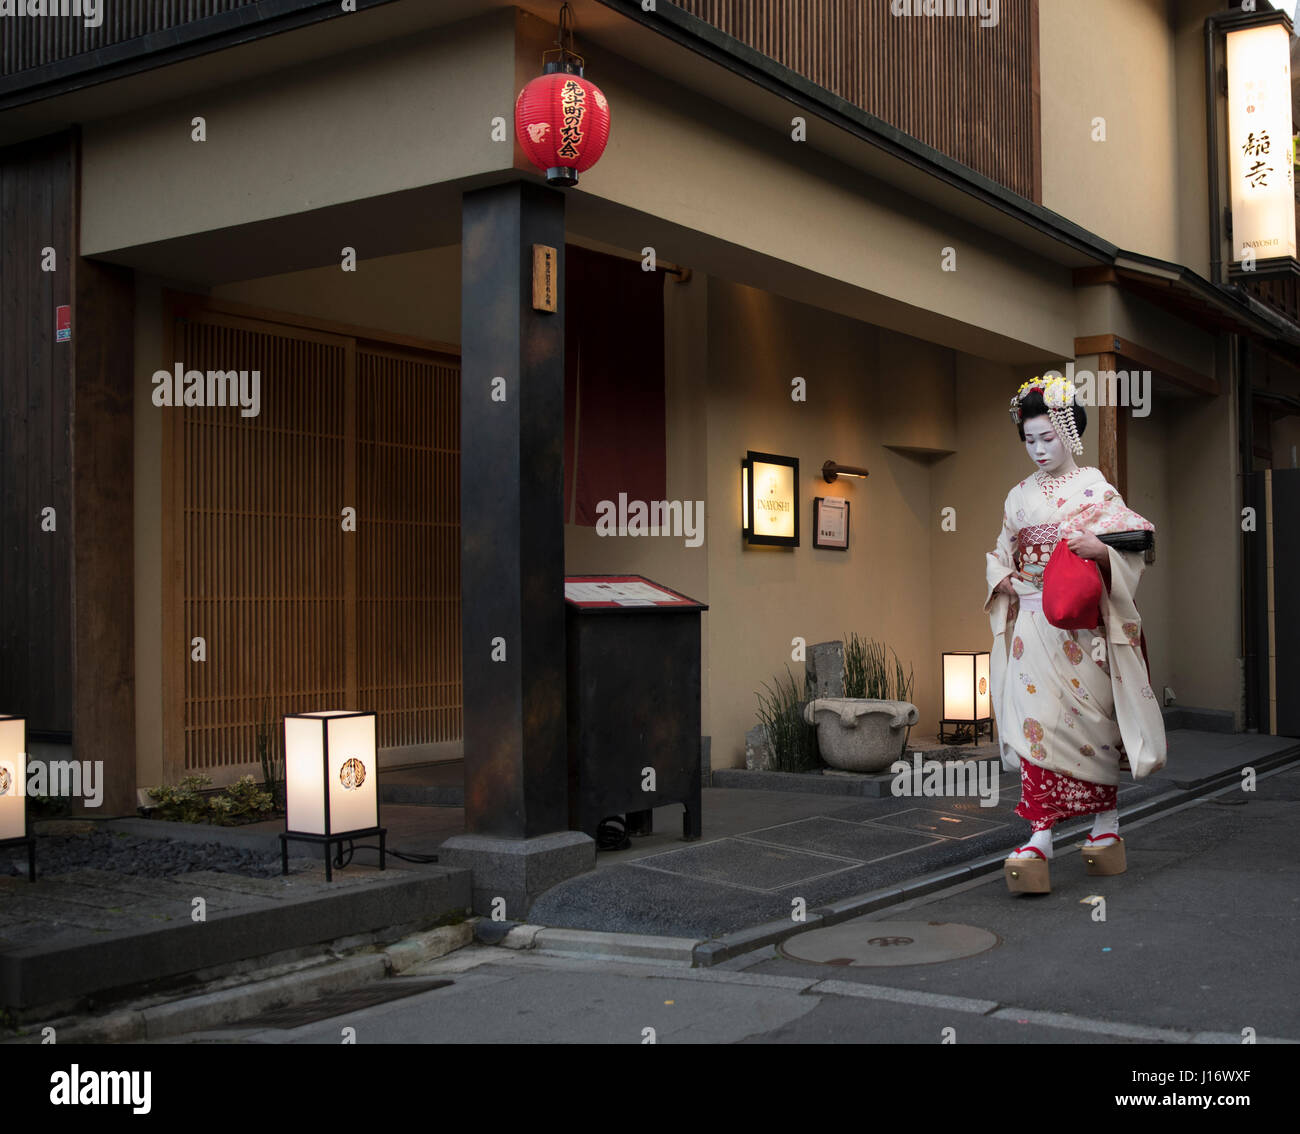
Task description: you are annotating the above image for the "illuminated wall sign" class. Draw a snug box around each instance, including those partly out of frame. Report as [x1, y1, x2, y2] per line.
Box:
[1226, 22, 1296, 263]
[741, 451, 799, 546]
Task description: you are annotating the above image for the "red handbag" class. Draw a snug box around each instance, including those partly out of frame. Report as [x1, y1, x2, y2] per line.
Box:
[1043, 539, 1102, 630]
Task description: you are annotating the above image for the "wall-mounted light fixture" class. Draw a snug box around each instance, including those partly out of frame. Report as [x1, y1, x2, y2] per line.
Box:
[939, 653, 993, 745]
[741, 451, 799, 546]
[821, 460, 869, 484]
[0, 715, 34, 881]
[281, 710, 385, 882]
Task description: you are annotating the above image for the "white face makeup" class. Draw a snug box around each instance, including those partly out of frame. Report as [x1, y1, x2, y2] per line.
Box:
[1022, 414, 1071, 476]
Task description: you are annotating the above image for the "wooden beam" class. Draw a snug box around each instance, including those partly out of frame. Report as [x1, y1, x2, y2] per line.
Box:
[163, 290, 460, 362]
[1072, 267, 1118, 288]
[1073, 333, 1219, 396]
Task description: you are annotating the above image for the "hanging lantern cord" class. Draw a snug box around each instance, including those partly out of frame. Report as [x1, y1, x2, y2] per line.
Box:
[543, 2, 583, 71]
[557, 3, 576, 58]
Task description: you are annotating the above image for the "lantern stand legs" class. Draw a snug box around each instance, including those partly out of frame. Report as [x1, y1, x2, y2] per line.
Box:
[938, 720, 994, 746]
[1, 836, 36, 883]
[279, 827, 387, 883]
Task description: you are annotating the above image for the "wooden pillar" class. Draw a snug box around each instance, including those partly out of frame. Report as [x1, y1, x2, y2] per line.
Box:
[0, 134, 75, 741]
[71, 255, 136, 815]
[1096, 351, 1126, 495]
[459, 181, 568, 839]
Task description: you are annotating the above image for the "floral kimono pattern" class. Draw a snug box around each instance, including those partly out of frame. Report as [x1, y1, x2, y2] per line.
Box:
[984, 466, 1167, 829]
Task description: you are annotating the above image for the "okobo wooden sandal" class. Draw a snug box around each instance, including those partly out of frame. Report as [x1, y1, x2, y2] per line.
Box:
[1004, 846, 1051, 893]
[1081, 833, 1126, 876]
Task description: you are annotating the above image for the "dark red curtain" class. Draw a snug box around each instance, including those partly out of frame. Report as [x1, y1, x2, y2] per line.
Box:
[563, 244, 666, 525]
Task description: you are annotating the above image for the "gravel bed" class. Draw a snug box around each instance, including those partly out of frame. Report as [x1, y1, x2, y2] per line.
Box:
[2, 830, 286, 880]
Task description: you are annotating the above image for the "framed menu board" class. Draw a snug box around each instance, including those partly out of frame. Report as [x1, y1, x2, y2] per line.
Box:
[813, 496, 849, 550]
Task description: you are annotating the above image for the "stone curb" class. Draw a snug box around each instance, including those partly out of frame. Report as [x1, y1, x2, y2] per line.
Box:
[4, 920, 481, 1043]
[386, 922, 475, 973]
[486, 925, 698, 964]
[3, 869, 470, 1012]
[102, 816, 285, 853]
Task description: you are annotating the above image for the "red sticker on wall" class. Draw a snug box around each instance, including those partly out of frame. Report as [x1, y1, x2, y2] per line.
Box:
[56, 305, 71, 343]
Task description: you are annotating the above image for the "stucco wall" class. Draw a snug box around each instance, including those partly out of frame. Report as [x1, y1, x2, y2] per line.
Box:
[81, 10, 517, 256]
[1040, 0, 1180, 262]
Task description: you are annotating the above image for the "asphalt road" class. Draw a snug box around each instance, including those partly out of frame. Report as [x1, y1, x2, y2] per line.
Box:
[182, 764, 1300, 1047]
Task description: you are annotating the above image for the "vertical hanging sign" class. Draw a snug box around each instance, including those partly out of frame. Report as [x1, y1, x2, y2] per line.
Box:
[1226, 22, 1297, 263]
[532, 244, 557, 312]
[56, 304, 71, 343]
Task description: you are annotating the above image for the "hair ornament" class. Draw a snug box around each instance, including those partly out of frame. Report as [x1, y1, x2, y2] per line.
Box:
[1009, 374, 1084, 455]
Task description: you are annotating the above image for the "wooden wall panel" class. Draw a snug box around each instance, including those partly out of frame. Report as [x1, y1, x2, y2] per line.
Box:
[0, 132, 74, 734]
[2, 0, 260, 77]
[676, 0, 1040, 200]
[164, 307, 461, 772]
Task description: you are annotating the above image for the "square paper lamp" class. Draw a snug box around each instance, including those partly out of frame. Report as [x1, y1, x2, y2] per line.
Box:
[0, 715, 34, 881]
[281, 710, 384, 880]
[0, 715, 26, 842]
[940, 652, 992, 744]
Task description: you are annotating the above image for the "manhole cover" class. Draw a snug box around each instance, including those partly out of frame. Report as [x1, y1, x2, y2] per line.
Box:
[778, 920, 1000, 967]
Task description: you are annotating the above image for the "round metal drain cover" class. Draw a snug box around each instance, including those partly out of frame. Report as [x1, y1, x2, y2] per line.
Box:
[779, 920, 1000, 967]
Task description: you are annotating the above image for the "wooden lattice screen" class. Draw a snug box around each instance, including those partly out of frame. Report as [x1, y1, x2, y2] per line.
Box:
[164, 305, 460, 774]
[357, 346, 462, 750]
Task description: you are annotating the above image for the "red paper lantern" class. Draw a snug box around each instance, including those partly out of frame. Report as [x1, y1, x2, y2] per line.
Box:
[515, 66, 610, 188]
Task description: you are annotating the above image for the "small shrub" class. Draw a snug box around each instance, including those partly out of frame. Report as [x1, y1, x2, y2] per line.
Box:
[28, 794, 70, 819]
[217, 775, 274, 822]
[145, 773, 275, 825]
[145, 774, 213, 824]
[755, 666, 819, 772]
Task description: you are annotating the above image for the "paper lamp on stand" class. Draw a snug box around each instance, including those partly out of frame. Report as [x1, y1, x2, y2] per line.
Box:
[939, 653, 992, 745]
[279, 710, 385, 882]
[0, 715, 35, 882]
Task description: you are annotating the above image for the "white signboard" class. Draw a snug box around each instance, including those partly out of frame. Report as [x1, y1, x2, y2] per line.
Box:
[1226, 22, 1296, 263]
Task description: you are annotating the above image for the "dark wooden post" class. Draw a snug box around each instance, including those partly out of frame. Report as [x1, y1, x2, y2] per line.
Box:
[458, 180, 569, 839]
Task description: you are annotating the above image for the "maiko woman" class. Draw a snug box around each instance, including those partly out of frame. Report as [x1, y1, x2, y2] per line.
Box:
[984, 377, 1167, 894]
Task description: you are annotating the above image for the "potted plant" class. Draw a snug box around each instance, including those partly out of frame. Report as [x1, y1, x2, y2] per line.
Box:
[803, 634, 917, 772]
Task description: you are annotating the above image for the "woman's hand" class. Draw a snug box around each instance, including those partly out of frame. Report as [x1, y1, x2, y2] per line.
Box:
[1066, 531, 1107, 561]
[994, 576, 1016, 597]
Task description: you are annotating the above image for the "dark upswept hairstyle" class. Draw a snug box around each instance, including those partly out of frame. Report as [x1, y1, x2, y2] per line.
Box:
[1015, 387, 1087, 442]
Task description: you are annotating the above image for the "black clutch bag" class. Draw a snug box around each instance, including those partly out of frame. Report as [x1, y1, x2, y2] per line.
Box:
[1097, 529, 1155, 561]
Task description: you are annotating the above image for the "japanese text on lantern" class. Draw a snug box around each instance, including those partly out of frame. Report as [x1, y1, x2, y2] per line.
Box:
[558, 80, 586, 160]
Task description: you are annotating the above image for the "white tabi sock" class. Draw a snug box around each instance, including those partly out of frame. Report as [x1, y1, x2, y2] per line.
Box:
[1009, 828, 1054, 860]
[1088, 809, 1120, 845]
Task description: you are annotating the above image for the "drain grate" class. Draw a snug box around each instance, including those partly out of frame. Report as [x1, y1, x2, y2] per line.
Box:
[227, 979, 453, 1029]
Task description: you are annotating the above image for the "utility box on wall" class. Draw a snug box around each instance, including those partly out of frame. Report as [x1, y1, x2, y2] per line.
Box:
[564, 575, 707, 841]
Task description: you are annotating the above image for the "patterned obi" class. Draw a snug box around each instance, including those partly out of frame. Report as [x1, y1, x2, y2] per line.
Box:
[1015, 523, 1060, 589]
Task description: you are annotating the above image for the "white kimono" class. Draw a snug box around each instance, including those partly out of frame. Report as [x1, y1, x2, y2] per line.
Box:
[984, 467, 1167, 785]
